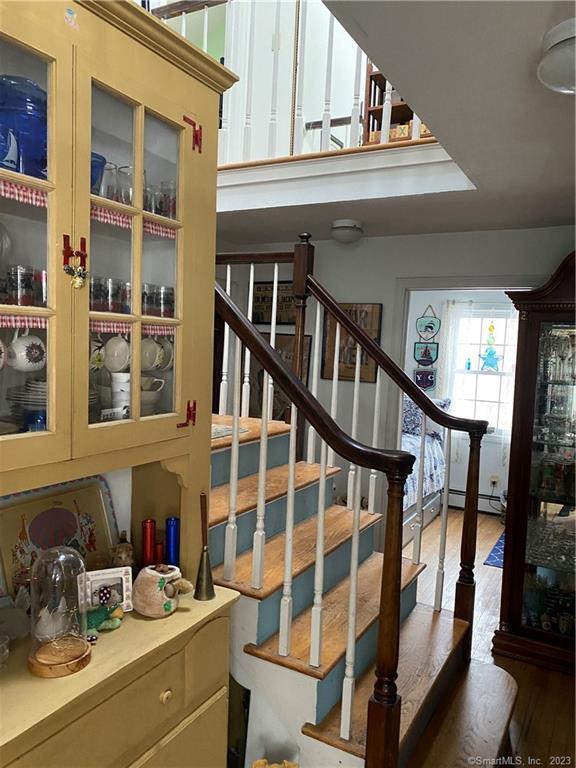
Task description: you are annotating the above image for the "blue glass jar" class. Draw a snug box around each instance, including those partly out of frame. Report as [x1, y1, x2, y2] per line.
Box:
[26, 409, 47, 432]
[0, 75, 47, 179]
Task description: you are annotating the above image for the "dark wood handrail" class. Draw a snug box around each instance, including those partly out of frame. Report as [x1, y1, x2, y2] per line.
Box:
[216, 251, 295, 265]
[215, 282, 415, 478]
[307, 275, 488, 437]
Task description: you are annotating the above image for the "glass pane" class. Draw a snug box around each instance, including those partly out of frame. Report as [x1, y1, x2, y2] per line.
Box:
[455, 343, 479, 371]
[91, 86, 134, 202]
[0, 317, 48, 435]
[0, 192, 47, 307]
[142, 226, 176, 318]
[453, 372, 476, 399]
[0, 38, 48, 180]
[140, 326, 175, 417]
[451, 398, 475, 420]
[475, 400, 499, 426]
[143, 113, 178, 219]
[476, 373, 501, 402]
[89, 208, 132, 313]
[89, 324, 132, 423]
[456, 316, 481, 345]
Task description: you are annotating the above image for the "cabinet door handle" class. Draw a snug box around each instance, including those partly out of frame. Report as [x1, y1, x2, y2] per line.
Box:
[159, 689, 173, 705]
[63, 235, 89, 288]
[177, 399, 196, 428]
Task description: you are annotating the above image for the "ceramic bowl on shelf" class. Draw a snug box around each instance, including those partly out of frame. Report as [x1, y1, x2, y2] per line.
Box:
[157, 337, 174, 371]
[103, 335, 130, 373]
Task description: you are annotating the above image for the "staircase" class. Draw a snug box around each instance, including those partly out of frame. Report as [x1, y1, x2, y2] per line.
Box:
[210, 238, 518, 768]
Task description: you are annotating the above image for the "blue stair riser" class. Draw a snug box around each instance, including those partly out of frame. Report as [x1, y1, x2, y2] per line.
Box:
[256, 523, 378, 645]
[315, 578, 418, 722]
[211, 434, 290, 488]
[209, 476, 335, 568]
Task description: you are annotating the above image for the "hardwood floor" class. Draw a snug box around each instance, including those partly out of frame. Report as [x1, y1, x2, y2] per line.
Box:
[406, 509, 575, 764]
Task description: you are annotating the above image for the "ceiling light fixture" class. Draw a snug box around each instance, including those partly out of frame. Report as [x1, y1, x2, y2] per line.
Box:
[330, 219, 363, 244]
[537, 18, 575, 94]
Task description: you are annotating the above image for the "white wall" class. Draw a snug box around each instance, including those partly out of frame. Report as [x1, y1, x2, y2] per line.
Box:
[216, 224, 575, 505]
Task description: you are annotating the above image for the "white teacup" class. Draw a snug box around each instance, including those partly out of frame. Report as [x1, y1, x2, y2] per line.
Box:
[141, 337, 164, 372]
[0, 339, 6, 371]
[111, 372, 131, 392]
[158, 338, 174, 371]
[141, 376, 165, 392]
[104, 335, 130, 373]
[7, 329, 47, 372]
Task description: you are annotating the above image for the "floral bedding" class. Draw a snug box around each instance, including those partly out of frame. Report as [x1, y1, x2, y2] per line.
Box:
[402, 432, 446, 510]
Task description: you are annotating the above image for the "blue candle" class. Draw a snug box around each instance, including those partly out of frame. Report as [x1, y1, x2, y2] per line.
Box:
[165, 517, 180, 566]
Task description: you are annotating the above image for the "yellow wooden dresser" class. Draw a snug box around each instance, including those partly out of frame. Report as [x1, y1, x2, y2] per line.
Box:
[0, 3, 238, 766]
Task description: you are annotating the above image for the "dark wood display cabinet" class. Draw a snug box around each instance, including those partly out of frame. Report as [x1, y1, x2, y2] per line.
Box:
[493, 252, 575, 673]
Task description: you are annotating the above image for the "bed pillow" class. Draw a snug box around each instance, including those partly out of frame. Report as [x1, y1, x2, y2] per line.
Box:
[402, 394, 451, 440]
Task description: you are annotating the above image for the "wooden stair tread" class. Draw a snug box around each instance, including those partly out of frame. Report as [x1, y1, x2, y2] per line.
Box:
[409, 660, 518, 768]
[302, 604, 469, 758]
[213, 505, 380, 600]
[211, 414, 290, 451]
[244, 554, 425, 679]
[209, 461, 340, 527]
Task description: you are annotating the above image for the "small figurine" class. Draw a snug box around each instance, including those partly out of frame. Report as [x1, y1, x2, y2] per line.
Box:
[111, 530, 134, 570]
[133, 564, 193, 618]
[86, 584, 124, 639]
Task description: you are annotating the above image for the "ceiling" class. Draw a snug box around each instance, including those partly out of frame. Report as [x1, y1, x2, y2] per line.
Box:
[217, 1, 575, 245]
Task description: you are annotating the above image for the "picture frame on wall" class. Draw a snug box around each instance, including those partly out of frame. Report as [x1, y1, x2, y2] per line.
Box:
[253, 281, 296, 325]
[321, 303, 383, 383]
[249, 333, 312, 420]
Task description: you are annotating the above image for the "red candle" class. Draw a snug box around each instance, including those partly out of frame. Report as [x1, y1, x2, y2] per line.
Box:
[155, 541, 164, 564]
[142, 519, 156, 566]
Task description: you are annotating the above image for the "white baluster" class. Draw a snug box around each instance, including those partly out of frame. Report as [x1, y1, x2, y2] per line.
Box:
[293, 0, 308, 156]
[223, 334, 243, 580]
[179, 11, 187, 37]
[267, 263, 279, 420]
[381, 79, 393, 144]
[306, 300, 322, 464]
[434, 428, 451, 611]
[368, 367, 382, 513]
[267, 0, 282, 158]
[310, 438, 327, 667]
[340, 466, 362, 739]
[349, 46, 363, 148]
[251, 368, 270, 589]
[242, 0, 256, 160]
[327, 322, 340, 466]
[279, 402, 298, 656]
[411, 112, 422, 141]
[320, 14, 335, 152]
[219, 0, 236, 163]
[218, 264, 232, 415]
[412, 410, 426, 565]
[241, 263, 254, 418]
[347, 343, 362, 509]
[202, 4, 209, 52]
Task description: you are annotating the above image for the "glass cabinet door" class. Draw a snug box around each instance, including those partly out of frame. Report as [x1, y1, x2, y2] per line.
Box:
[523, 321, 575, 640]
[71, 12, 199, 458]
[0, 8, 73, 474]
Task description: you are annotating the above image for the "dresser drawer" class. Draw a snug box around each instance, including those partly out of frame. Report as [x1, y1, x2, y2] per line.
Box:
[9, 651, 185, 768]
[185, 616, 229, 712]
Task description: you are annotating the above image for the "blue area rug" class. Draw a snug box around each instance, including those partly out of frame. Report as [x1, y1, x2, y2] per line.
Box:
[484, 531, 505, 568]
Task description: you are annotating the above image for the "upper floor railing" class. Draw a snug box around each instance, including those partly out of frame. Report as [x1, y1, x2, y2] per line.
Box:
[145, 0, 436, 165]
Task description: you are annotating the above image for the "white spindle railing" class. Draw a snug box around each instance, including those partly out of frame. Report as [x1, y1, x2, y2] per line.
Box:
[368, 367, 382, 513]
[381, 79, 393, 144]
[306, 300, 322, 464]
[292, 0, 308, 156]
[412, 410, 426, 565]
[411, 113, 422, 141]
[223, 334, 243, 581]
[218, 0, 235, 163]
[340, 466, 362, 739]
[251, 367, 270, 589]
[218, 264, 232, 415]
[202, 3, 209, 51]
[320, 14, 335, 152]
[267, 263, 279, 421]
[241, 263, 254, 418]
[267, 0, 282, 158]
[349, 46, 363, 148]
[179, 11, 187, 37]
[310, 437, 327, 666]
[242, 0, 256, 160]
[346, 343, 362, 509]
[279, 402, 298, 656]
[434, 428, 452, 611]
[326, 322, 340, 466]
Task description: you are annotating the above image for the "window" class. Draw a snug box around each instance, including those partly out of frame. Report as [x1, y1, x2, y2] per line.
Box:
[450, 309, 518, 433]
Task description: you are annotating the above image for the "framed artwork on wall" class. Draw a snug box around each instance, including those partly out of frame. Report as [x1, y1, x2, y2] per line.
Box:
[249, 333, 312, 420]
[321, 303, 382, 383]
[253, 282, 296, 325]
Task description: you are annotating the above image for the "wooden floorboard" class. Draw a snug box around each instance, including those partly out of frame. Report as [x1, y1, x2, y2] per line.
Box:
[302, 604, 469, 758]
[213, 505, 379, 600]
[209, 461, 340, 527]
[211, 414, 290, 451]
[244, 554, 425, 679]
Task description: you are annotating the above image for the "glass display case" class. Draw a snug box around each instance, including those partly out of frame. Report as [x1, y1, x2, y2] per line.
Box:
[493, 253, 575, 672]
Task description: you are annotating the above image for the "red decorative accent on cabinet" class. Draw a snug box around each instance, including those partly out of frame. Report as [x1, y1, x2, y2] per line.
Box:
[183, 115, 203, 153]
[62, 234, 74, 267]
[74, 236, 88, 269]
[176, 399, 196, 428]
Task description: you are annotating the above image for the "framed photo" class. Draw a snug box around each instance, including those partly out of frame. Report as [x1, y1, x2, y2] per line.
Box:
[83, 566, 133, 612]
[321, 303, 382, 383]
[249, 333, 312, 420]
[253, 282, 296, 325]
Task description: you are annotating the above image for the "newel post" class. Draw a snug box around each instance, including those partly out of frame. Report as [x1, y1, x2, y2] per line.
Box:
[291, 233, 314, 456]
[365, 468, 408, 768]
[454, 429, 483, 659]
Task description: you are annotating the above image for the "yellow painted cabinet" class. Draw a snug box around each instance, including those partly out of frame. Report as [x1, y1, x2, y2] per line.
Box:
[0, 1, 234, 472]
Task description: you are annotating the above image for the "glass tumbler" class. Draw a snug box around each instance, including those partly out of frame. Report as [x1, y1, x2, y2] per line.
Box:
[118, 165, 133, 206]
[99, 162, 118, 201]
